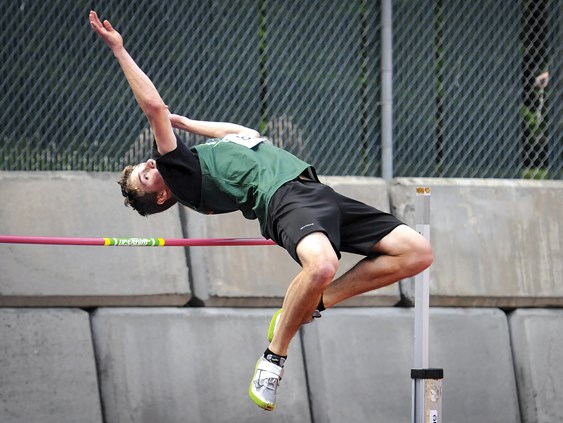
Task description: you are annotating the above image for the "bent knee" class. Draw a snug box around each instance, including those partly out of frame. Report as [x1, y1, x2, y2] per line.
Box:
[378, 225, 433, 276]
[412, 237, 433, 272]
[403, 235, 433, 276]
[304, 258, 338, 289]
[297, 232, 339, 287]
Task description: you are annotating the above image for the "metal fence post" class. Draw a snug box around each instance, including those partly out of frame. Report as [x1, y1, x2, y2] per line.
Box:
[381, 0, 393, 180]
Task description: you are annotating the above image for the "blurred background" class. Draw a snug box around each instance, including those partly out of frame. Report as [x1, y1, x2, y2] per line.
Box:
[0, 0, 560, 179]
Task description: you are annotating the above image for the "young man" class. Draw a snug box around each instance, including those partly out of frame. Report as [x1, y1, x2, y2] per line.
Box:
[89, 11, 433, 412]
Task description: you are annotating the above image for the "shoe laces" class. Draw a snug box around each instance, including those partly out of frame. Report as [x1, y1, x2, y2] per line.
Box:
[257, 370, 281, 390]
[263, 376, 280, 391]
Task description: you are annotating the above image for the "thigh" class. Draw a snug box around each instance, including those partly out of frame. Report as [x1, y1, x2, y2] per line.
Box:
[296, 231, 339, 270]
[337, 192, 404, 256]
[372, 223, 429, 256]
[267, 180, 342, 264]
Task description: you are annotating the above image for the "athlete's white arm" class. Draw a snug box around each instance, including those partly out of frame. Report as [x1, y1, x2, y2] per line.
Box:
[169, 114, 260, 139]
[89, 11, 177, 155]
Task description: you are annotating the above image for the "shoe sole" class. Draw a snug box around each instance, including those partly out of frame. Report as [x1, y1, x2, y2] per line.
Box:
[267, 308, 321, 343]
[249, 387, 275, 411]
[267, 309, 283, 343]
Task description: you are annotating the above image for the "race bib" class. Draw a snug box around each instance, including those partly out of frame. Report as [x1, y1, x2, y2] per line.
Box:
[222, 133, 266, 149]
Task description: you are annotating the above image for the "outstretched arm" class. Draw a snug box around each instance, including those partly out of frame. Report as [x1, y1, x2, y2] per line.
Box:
[169, 114, 260, 139]
[89, 11, 176, 155]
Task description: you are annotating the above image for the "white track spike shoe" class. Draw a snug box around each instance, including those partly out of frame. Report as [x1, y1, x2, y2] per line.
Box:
[249, 357, 284, 411]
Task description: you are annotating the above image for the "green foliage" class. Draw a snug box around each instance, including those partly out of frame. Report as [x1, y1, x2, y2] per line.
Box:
[522, 167, 549, 180]
[520, 104, 547, 138]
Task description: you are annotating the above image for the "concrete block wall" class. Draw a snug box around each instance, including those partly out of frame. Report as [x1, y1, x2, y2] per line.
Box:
[0, 308, 102, 423]
[0, 172, 191, 307]
[390, 178, 563, 307]
[91, 308, 310, 423]
[509, 309, 563, 423]
[1, 172, 562, 422]
[301, 308, 521, 423]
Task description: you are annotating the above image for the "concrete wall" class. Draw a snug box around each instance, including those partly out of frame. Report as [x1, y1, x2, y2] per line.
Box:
[0, 172, 191, 306]
[301, 308, 522, 423]
[91, 308, 310, 423]
[509, 309, 563, 423]
[1, 173, 562, 422]
[0, 308, 102, 423]
[390, 178, 563, 307]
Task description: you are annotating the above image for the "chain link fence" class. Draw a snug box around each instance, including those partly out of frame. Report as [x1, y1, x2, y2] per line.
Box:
[0, 0, 560, 179]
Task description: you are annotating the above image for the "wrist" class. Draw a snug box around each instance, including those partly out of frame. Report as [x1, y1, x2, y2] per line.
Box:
[112, 45, 127, 57]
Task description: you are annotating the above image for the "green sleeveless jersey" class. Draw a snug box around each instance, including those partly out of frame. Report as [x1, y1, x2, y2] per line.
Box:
[193, 137, 314, 236]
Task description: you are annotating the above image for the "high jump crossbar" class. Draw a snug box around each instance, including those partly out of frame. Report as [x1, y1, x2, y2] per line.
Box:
[0, 236, 276, 247]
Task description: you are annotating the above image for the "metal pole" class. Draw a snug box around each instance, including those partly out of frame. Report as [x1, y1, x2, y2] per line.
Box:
[411, 187, 443, 423]
[414, 187, 431, 370]
[381, 0, 393, 180]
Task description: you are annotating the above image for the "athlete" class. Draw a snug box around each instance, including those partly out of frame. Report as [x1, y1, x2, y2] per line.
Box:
[89, 11, 433, 411]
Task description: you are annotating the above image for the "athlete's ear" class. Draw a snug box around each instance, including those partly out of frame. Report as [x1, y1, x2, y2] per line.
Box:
[156, 189, 170, 205]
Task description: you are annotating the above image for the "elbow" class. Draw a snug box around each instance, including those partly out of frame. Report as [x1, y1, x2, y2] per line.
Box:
[144, 100, 169, 120]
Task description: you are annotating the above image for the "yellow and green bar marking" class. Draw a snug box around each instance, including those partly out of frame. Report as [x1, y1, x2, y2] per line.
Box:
[103, 237, 166, 246]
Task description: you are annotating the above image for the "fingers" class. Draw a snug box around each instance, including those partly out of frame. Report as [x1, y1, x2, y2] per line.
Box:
[103, 20, 114, 32]
[89, 10, 103, 32]
[89, 10, 122, 50]
[89, 10, 113, 34]
[89, 10, 101, 26]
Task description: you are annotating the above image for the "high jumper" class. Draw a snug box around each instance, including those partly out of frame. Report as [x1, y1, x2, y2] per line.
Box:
[89, 10, 433, 411]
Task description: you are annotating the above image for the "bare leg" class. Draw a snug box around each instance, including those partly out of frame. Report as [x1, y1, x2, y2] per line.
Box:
[268, 232, 338, 356]
[267, 225, 432, 356]
[323, 224, 433, 308]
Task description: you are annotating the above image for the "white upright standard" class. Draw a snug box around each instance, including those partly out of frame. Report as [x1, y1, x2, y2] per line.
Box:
[412, 187, 443, 423]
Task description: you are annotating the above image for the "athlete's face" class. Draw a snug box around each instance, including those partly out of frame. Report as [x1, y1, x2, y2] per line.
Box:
[129, 159, 166, 194]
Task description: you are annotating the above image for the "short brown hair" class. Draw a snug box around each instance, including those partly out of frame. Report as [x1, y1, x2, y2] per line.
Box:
[117, 165, 176, 216]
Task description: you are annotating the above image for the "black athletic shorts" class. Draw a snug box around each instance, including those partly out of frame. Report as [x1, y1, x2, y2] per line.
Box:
[266, 179, 404, 264]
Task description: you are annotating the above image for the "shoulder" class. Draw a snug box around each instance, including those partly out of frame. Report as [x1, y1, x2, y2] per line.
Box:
[157, 136, 199, 165]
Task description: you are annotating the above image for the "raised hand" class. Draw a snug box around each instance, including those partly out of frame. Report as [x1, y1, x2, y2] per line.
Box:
[89, 10, 123, 51]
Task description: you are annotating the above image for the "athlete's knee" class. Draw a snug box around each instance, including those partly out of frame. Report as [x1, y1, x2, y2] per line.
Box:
[404, 233, 433, 276]
[296, 231, 339, 290]
[415, 237, 433, 268]
[377, 225, 433, 277]
[306, 258, 338, 288]
[300, 251, 338, 290]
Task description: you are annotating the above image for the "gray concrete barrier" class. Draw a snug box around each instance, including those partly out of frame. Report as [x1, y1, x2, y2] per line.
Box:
[0, 172, 191, 306]
[91, 308, 310, 423]
[390, 178, 563, 307]
[2, 172, 562, 422]
[509, 309, 563, 423]
[4, 173, 561, 309]
[0, 308, 102, 423]
[301, 307, 521, 423]
[185, 176, 400, 306]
